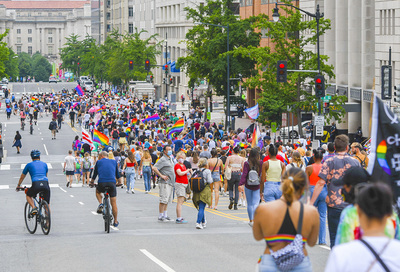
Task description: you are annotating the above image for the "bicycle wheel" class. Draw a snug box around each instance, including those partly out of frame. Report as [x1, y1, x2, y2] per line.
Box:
[104, 199, 110, 233]
[24, 202, 37, 234]
[40, 201, 51, 235]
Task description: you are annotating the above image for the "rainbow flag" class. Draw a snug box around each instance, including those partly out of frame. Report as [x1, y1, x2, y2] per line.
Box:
[75, 85, 84, 96]
[93, 129, 109, 146]
[126, 127, 131, 133]
[180, 148, 187, 154]
[95, 119, 101, 127]
[142, 113, 160, 123]
[31, 97, 38, 102]
[96, 107, 102, 113]
[131, 118, 138, 124]
[58, 101, 63, 108]
[168, 118, 185, 139]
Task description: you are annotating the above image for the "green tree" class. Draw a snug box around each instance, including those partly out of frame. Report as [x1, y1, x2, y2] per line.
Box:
[0, 30, 10, 79]
[178, 0, 260, 98]
[60, 34, 83, 76]
[233, 1, 345, 132]
[4, 47, 19, 81]
[31, 52, 52, 82]
[18, 52, 32, 78]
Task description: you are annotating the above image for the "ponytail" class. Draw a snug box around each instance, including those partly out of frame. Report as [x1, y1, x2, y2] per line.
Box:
[281, 168, 308, 205]
[281, 176, 295, 204]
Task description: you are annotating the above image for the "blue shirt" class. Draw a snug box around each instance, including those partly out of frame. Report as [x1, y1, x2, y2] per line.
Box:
[92, 158, 120, 183]
[173, 140, 184, 153]
[22, 160, 48, 182]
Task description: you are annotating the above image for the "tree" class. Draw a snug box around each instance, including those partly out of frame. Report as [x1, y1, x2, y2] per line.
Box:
[31, 53, 52, 82]
[18, 52, 32, 78]
[233, 0, 346, 132]
[59, 34, 83, 76]
[0, 30, 10, 79]
[4, 47, 19, 81]
[178, 0, 261, 98]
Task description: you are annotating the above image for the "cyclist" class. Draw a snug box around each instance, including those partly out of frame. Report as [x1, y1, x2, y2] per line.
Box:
[16, 150, 50, 215]
[90, 151, 121, 227]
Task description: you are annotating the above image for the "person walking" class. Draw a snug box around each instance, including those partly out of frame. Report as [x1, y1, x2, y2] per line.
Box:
[81, 152, 92, 187]
[225, 146, 246, 210]
[49, 118, 57, 140]
[207, 149, 224, 210]
[141, 150, 153, 193]
[239, 148, 262, 226]
[122, 151, 138, 194]
[253, 167, 320, 271]
[63, 150, 76, 188]
[174, 151, 191, 224]
[152, 145, 175, 222]
[12, 131, 22, 154]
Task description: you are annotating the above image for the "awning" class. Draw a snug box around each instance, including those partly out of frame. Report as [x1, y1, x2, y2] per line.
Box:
[171, 61, 180, 73]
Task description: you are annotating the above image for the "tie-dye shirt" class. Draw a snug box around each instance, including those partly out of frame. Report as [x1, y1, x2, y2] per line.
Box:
[335, 204, 400, 245]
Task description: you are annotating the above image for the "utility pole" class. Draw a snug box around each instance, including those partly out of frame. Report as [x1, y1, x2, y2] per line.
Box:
[165, 33, 168, 101]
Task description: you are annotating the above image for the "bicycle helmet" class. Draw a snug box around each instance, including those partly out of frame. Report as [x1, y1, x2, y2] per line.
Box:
[30, 149, 41, 159]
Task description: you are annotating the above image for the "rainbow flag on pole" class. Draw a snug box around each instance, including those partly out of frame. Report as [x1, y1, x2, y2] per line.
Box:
[75, 85, 84, 96]
[93, 129, 109, 146]
[168, 118, 185, 139]
[31, 97, 38, 102]
[142, 113, 160, 123]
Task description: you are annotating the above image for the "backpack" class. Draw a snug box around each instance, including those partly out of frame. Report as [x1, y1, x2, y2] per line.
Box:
[290, 163, 304, 170]
[247, 166, 260, 186]
[190, 169, 207, 193]
[112, 130, 119, 139]
[82, 158, 91, 170]
[356, 155, 367, 169]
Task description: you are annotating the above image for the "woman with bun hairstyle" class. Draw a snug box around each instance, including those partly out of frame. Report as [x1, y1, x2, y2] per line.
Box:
[260, 144, 286, 202]
[253, 168, 320, 271]
[326, 183, 400, 272]
[306, 149, 327, 245]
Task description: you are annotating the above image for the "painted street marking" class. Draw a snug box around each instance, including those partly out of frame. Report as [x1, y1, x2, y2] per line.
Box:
[55, 174, 64, 176]
[59, 187, 67, 193]
[0, 185, 10, 189]
[91, 211, 98, 215]
[49, 184, 59, 188]
[41, 138, 43, 140]
[140, 249, 175, 272]
[110, 226, 119, 231]
[4, 123, 6, 127]
[21, 164, 26, 169]
[78, 202, 84, 205]
[70, 195, 74, 198]
[43, 144, 49, 155]
[0, 165, 10, 170]
[46, 163, 53, 169]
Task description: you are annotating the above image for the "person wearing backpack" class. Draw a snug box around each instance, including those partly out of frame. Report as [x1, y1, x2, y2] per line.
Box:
[351, 142, 369, 169]
[111, 127, 119, 150]
[225, 146, 246, 210]
[286, 151, 306, 172]
[49, 118, 58, 140]
[82, 152, 92, 187]
[191, 158, 213, 229]
[239, 148, 262, 227]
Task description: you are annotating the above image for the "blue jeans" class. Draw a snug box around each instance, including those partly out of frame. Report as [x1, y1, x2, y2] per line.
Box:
[327, 207, 342, 248]
[143, 166, 152, 191]
[112, 139, 118, 150]
[244, 187, 260, 221]
[197, 201, 206, 224]
[310, 185, 327, 244]
[125, 167, 135, 191]
[263, 182, 282, 202]
[103, 128, 109, 137]
[258, 255, 311, 272]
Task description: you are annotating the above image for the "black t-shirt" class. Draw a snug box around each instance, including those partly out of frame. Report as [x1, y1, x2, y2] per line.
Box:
[82, 143, 91, 154]
[151, 153, 158, 164]
[15, 134, 21, 140]
[183, 160, 191, 170]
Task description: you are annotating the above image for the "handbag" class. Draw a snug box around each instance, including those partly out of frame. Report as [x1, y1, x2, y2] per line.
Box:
[224, 165, 232, 180]
[270, 202, 305, 271]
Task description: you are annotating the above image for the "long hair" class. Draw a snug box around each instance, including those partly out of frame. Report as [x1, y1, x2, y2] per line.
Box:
[248, 148, 260, 173]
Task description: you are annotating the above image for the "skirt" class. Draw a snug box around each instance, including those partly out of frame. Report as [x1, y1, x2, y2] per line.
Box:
[12, 140, 22, 148]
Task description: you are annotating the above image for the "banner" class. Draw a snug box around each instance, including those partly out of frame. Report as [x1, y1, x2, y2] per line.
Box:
[245, 104, 259, 120]
[367, 94, 400, 209]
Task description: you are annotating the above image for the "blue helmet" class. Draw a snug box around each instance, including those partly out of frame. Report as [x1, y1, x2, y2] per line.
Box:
[30, 149, 41, 159]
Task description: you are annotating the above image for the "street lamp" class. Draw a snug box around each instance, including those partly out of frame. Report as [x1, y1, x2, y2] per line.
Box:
[197, 22, 230, 131]
[272, 2, 324, 114]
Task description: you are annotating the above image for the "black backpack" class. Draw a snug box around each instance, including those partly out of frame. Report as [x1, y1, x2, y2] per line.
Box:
[112, 130, 119, 139]
[190, 169, 206, 193]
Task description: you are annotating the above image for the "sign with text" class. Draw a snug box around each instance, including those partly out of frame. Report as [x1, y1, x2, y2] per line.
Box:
[282, 113, 287, 127]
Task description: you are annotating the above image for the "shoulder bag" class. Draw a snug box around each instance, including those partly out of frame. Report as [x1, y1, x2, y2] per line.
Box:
[359, 239, 391, 272]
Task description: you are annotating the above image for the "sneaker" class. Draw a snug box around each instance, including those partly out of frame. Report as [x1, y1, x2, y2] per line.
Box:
[238, 199, 243, 206]
[202, 220, 207, 229]
[145, 191, 149, 194]
[234, 204, 238, 210]
[196, 223, 203, 229]
[126, 190, 130, 194]
[248, 222, 254, 227]
[30, 207, 38, 216]
[223, 192, 227, 197]
[66, 182, 70, 187]
[131, 189, 135, 194]
[243, 200, 247, 207]
[158, 217, 164, 222]
[228, 199, 234, 210]
[113, 221, 119, 227]
[176, 218, 188, 224]
[96, 204, 104, 214]
[163, 216, 172, 222]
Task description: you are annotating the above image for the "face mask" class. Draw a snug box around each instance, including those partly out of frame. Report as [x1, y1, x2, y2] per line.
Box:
[167, 150, 173, 156]
[178, 158, 184, 164]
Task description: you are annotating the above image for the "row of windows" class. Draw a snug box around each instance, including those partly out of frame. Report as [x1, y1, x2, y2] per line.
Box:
[16, 29, 54, 34]
[379, 9, 396, 36]
[16, 46, 54, 55]
[16, 37, 55, 44]
[16, 12, 62, 17]
[241, 0, 297, 6]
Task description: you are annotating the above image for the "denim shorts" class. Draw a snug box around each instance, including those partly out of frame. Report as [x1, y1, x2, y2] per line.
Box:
[257, 255, 311, 272]
[211, 171, 221, 182]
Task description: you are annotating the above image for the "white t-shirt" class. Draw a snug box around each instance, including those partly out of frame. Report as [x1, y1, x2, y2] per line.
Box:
[64, 155, 76, 171]
[325, 237, 400, 272]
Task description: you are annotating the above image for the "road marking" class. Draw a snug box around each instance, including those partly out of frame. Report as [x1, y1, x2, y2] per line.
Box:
[59, 187, 67, 193]
[37, 128, 40, 131]
[4, 123, 6, 127]
[0, 185, 10, 189]
[78, 202, 84, 205]
[41, 138, 43, 140]
[49, 184, 60, 188]
[320, 245, 331, 251]
[70, 195, 74, 198]
[21, 164, 26, 169]
[110, 225, 119, 231]
[0, 164, 10, 170]
[55, 174, 64, 176]
[91, 211, 98, 215]
[39, 132, 42, 135]
[140, 249, 175, 272]
[60, 163, 64, 167]
[46, 163, 53, 169]
[43, 144, 49, 155]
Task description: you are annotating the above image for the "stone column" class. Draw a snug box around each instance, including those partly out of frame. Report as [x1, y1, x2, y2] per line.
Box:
[324, 0, 336, 82]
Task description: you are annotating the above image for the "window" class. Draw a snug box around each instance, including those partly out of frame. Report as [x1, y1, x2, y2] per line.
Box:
[48, 46, 53, 55]
[17, 46, 21, 54]
[38, 12, 41, 16]
[28, 13, 31, 17]
[48, 37, 53, 43]
[28, 37, 32, 43]
[17, 13, 20, 17]
[48, 29, 53, 35]
[129, 24, 133, 34]
[107, 24, 111, 32]
[48, 13, 52, 16]
[107, 12, 110, 20]
[106, 0, 110, 8]
[28, 46, 32, 55]
[129, 7, 133, 17]
[28, 29, 32, 34]
[17, 37, 21, 43]
[58, 13, 62, 16]
[17, 29, 21, 34]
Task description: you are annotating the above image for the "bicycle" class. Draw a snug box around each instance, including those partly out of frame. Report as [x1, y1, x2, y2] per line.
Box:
[29, 120, 33, 135]
[21, 119, 25, 131]
[17, 187, 51, 235]
[90, 184, 113, 233]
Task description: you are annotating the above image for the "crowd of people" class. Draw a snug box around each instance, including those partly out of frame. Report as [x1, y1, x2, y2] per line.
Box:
[8, 89, 400, 271]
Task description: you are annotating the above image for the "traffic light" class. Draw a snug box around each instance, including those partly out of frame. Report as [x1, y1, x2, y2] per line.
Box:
[315, 74, 325, 98]
[324, 102, 330, 114]
[276, 60, 287, 83]
[150, 75, 153, 83]
[394, 85, 400, 102]
[169, 77, 173, 85]
[165, 64, 169, 74]
[129, 60, 133, 70]
[145, 59, 150, 71]
[163, 78, 166, 84]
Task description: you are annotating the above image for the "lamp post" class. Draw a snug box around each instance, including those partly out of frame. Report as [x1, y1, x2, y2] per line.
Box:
[197, 22, 230, 131]
[272, 2, 324, 115]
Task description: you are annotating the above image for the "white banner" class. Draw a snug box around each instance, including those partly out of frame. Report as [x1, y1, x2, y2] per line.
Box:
[245, 104, 259, 120]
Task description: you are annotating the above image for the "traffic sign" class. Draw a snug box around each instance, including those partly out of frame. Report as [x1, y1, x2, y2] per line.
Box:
[316, 125, 323, 137]
[322, 95, 331, 102]
[271, 122, 277, 133]
[314, 115, 324, 127]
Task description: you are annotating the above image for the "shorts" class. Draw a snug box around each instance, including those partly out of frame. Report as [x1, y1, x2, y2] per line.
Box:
[92, 151, 98, 157]
[66, 170, 74, 176]
[257, 255, 311, 272]
[159, 183, 173, 204]
[212, 171, 221, 182]
[82, 169, 90, 173]
[97, 182, 117, 198]
[175, 182, 188, 198]
[27, 180, 51, 204]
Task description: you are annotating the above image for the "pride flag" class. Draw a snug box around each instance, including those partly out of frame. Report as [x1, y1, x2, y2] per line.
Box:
[31, 97, 38, 102]
[72, 102, 79, 109]
[142, 113, 160, 123]
[75, 85, 84, 96]
[168, 118, 185, 139]
[131, 118, 138, 124]
[93, 129, 109, 146]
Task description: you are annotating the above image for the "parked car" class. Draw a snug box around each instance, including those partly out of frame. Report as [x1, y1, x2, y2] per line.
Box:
[279, 120, 310, 139]
[49, 76, 57, 83]
[2, 77, 8, 84]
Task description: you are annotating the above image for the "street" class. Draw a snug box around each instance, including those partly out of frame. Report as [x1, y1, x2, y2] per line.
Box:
[0, 83, 330, 272]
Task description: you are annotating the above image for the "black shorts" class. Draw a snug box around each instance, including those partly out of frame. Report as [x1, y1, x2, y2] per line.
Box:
[97, 182, 117, 198]
[27, 180, 51, 204]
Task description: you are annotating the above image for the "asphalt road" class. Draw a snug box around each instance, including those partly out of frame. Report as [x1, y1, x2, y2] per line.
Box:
[0, 83, 330, 272]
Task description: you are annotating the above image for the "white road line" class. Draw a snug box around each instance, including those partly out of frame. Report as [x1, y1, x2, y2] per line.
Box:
[139, 249, 175, 272]
[59, 187, 67, 193]
[4, 123, 6, 127]
[78, 202, 84, 205]
[0, 185, 10, 189]
[0, 165, 10, 170]
[21, 164, 26, 169]
[55, 174, 64, 176]
[41, 138, 43, 140]
[49, 184, 59, 188]
[43, 144, 49, 155]
[70, 195, 74, 198]
[46, 163, 53, 169]
[39, 132, 42, 135]
[110, 226, 119, 231]
[320, 245, 331, 251]
[91, 211, 98, 215]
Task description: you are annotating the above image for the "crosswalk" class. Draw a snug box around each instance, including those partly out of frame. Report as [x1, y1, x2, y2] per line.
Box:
[0, 163, 64, 171]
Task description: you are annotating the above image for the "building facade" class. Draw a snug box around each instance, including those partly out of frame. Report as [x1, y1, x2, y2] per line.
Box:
[0, 1, 92, 62]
